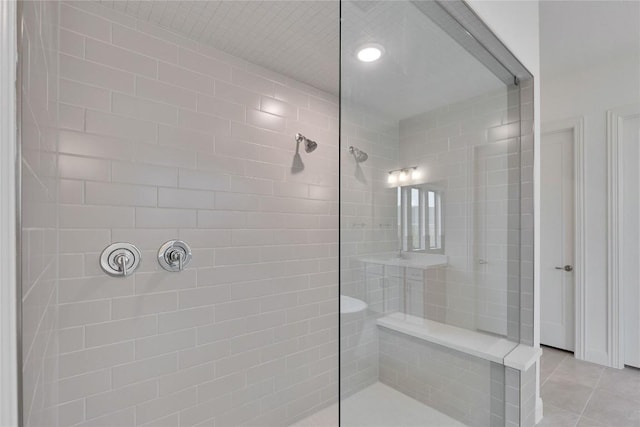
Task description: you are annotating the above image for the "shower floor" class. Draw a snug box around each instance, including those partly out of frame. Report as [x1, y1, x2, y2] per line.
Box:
[291, 382, 463, 427]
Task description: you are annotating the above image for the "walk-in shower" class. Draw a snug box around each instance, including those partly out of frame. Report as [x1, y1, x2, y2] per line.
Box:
[15, 1, 536, 426]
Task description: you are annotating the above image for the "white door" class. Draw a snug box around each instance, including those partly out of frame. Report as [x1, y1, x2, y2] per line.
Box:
[541, 129, 575, 351]
[621, 115, 640, 367]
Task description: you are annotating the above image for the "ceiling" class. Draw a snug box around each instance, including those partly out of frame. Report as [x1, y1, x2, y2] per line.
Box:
[341, 1, 504, 120]
[100, 1, 505, 121]
[99, 0, 340, 94]
[540, 1, 640, 77]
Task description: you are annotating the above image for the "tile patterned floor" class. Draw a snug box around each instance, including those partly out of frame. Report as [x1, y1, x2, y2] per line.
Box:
[539, 345, 640, 427]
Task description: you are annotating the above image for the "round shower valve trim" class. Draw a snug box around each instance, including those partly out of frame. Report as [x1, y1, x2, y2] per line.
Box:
[158, 240, 192, 272]
[100, 243, 142, 277]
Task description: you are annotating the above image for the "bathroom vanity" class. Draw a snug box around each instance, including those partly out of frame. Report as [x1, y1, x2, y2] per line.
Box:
[359, 253, 448, 317]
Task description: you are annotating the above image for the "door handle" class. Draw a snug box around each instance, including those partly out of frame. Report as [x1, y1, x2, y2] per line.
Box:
[555, 265, 573, 272]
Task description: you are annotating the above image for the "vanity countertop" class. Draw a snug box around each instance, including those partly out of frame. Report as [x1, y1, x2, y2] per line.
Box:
[359, 253, 448, 269]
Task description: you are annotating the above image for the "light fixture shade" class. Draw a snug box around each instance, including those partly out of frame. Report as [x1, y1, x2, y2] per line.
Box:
[356, 43, 384, 62]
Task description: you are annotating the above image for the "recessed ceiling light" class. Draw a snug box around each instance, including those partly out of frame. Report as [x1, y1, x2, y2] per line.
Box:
[357, 43, 384, 62]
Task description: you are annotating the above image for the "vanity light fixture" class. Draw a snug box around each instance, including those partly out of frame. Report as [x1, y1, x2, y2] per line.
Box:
[357, 43, 384, 62]
[387, 166, 418, 185]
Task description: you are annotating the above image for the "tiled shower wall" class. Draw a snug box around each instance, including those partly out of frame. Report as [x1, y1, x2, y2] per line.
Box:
[398, 87, 521, 340]
[52, 2, 338, 425]
[20, 1, 60, 425]
[518, 78, 535, 347]
[378, 328, 506, 427]
[339, 107, 399, 398]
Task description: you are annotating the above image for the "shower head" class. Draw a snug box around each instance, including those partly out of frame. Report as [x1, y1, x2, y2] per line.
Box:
[349, 146, 368, 163]
[296, 133, 318, 153]
[305, 139, 317, 153]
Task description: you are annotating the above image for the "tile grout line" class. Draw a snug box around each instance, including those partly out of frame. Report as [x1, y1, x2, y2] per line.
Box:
[575, 366, 606, 425]
[541, 349, 607, 427]
[540, 350, 567, 388]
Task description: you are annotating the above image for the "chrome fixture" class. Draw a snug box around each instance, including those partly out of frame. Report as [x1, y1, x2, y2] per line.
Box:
[387, 166, 419, 184]
[100, 243, 141, 277]
[388, 166, 418, 175]
[349, 146, 368, 162]
[295, 133, 318, 153]
[158, 240, 192, 272]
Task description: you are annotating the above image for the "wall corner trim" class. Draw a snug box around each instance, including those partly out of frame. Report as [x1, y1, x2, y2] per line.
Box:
[607, 103, 640, 369]
[0, 0, 19, 425]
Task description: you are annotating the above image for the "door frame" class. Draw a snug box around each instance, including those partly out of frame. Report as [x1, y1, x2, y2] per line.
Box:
[607, 103, 640, 369]
[541, 117, 585, 359]
[0, 0, 19, 425]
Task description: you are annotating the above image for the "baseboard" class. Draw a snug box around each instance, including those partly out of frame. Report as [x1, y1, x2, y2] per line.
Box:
[535, 397, 543, 424]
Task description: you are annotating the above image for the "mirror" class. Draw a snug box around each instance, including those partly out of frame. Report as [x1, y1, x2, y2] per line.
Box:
[397, 184, 444, 254]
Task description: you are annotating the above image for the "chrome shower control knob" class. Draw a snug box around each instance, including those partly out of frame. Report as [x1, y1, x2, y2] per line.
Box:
[100, 243, 141, 277]
[158, 240, 192, 272]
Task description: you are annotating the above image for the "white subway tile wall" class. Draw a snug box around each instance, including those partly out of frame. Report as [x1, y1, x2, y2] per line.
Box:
[339, 85, 523, 403]
[518, 79, 535, 346]
[21, 1, 60, 426]
[50, 2, 338, 425]
[378, 328, 506, 427]
[397, 87, 521, 339]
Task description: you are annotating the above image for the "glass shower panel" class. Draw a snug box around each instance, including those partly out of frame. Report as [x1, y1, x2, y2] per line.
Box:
[340, 1, 523, 425]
